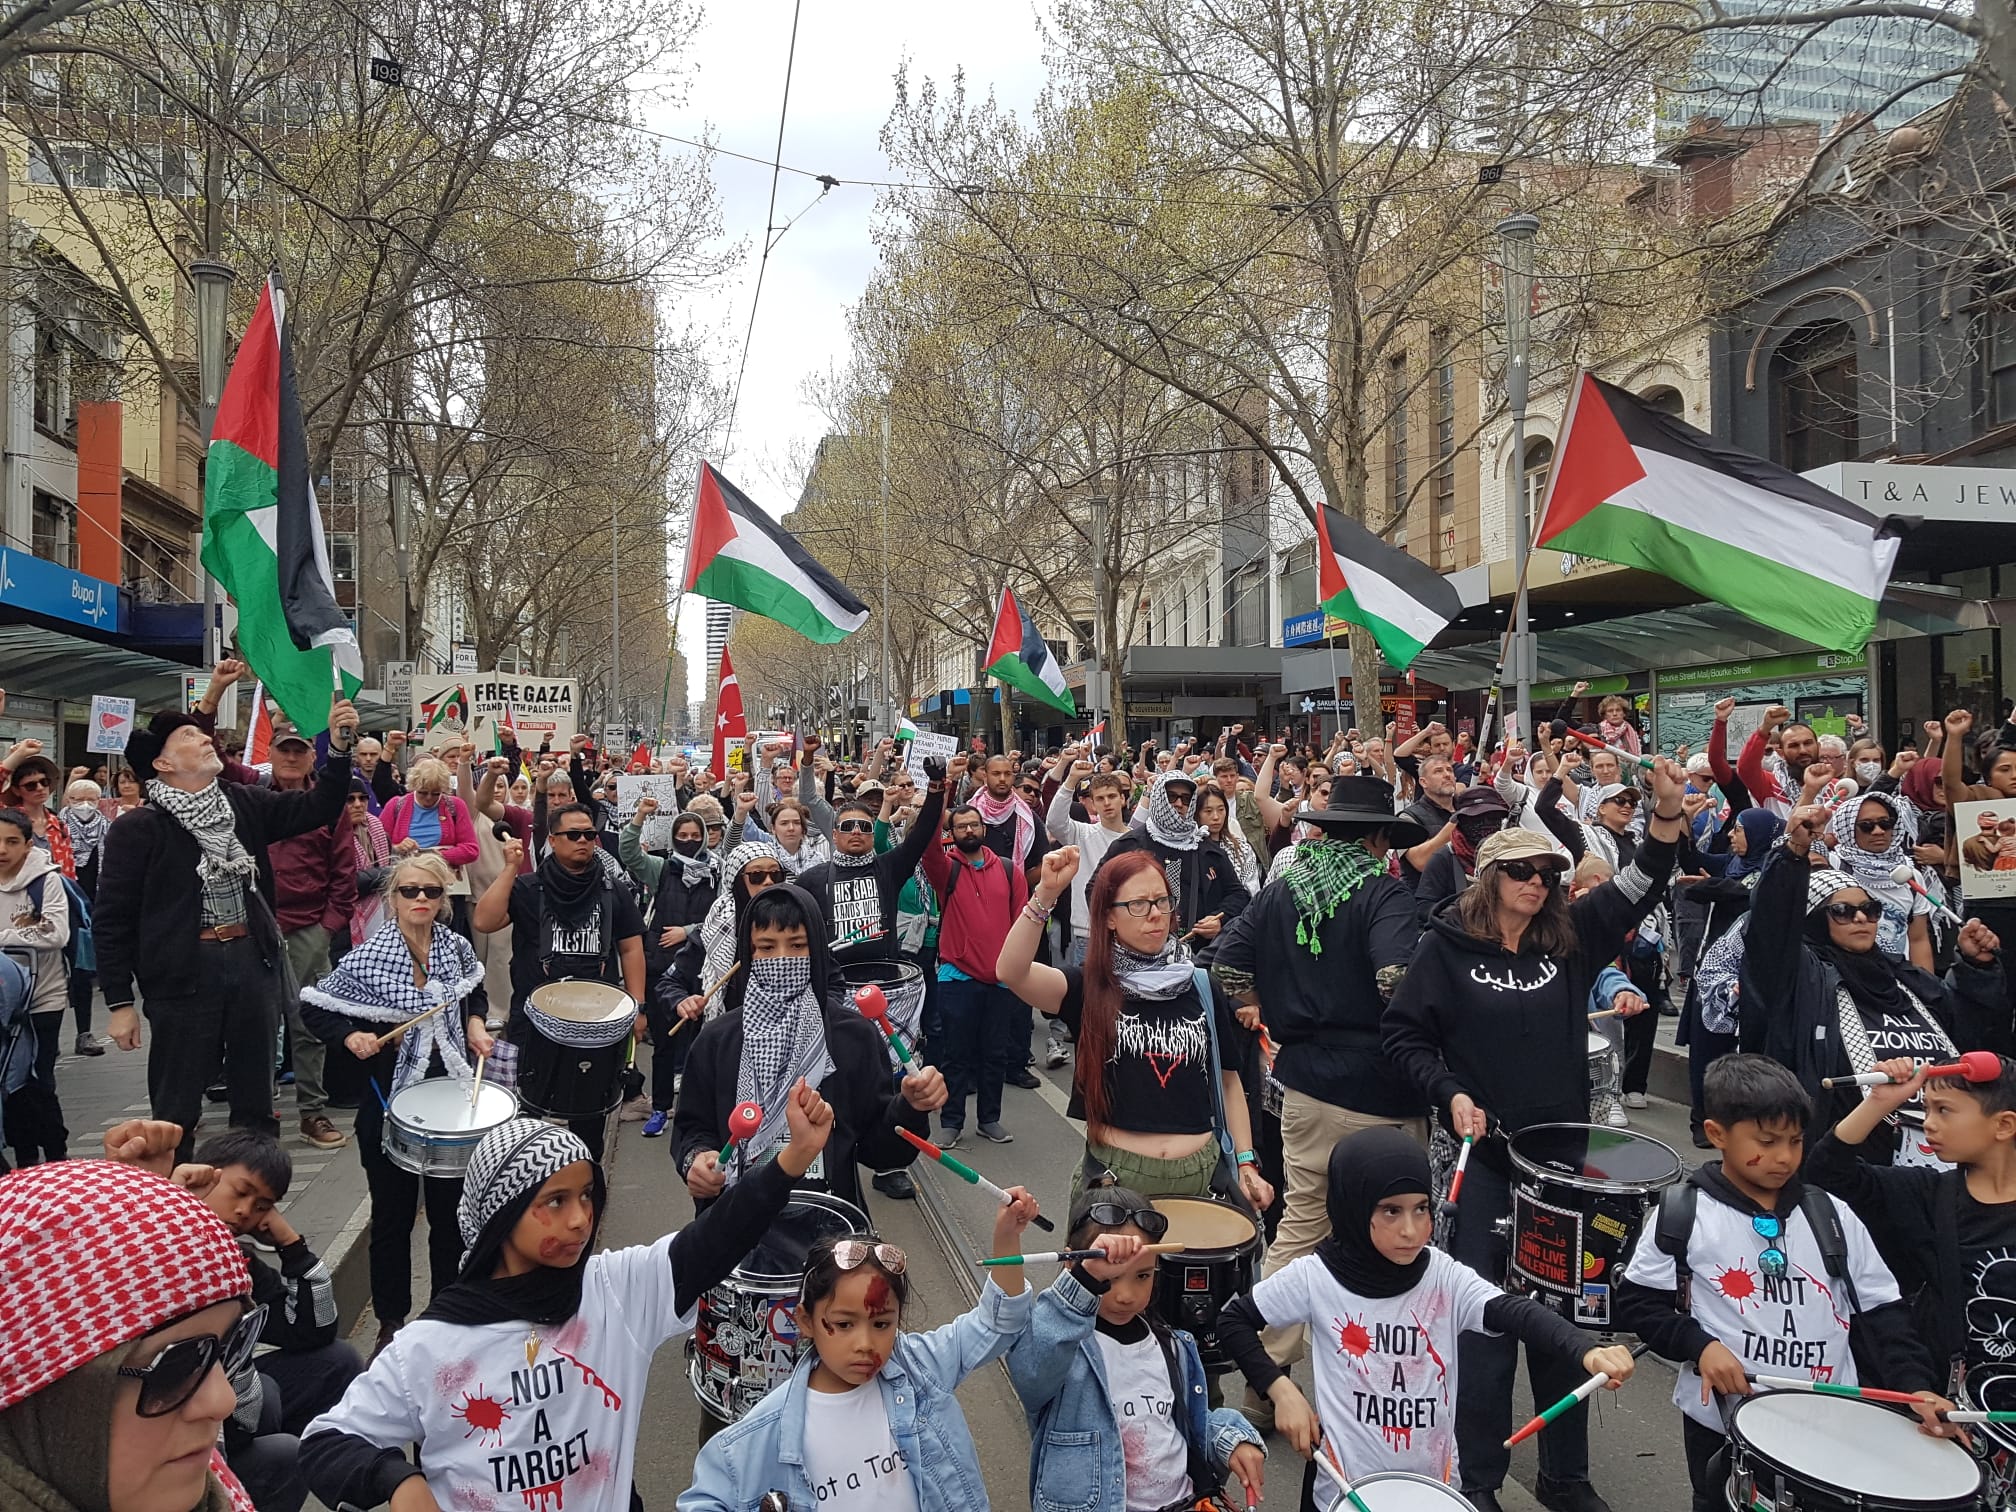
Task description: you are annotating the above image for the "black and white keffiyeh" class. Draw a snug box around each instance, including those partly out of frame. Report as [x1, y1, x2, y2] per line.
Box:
[299, 920, 483, 1093]
[699, 841, 781, 1001]
[1111, 935, 1196, 1001]
[457, 1118, 594, 1250]
[727, 954, 832, 1185]
[146, 779, 258, 927]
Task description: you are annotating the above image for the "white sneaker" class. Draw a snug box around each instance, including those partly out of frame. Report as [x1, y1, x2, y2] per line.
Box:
[1622, 1092, 1648, 1109]
[1604, 1105, 1630, 1128]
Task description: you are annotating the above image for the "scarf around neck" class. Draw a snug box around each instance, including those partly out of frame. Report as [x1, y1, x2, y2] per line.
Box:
[1111, 935, 1195, 1001]
[426, 1119, 603, 1327]
[1825, 791, 1919, 914]
[145, 780, 257, 923]
[730, 954, 832, 1184]
[971, 785, 1035, 866]
[1285, 838, 1386, 956]
[667, 811, 720, 888]
[59, 809, 105, 870]
[1143, 773, 1201, 851]
[300, 921, 482, 1092]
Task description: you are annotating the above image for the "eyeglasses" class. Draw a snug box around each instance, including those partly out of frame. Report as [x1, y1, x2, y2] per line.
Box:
[835, 819, 875, 835]
[1824, 900, 1884, 922]
[1114, 894, 1176, 918]
[552, 829, 599, 842]
[117, 1303, 266, 1418]
[1077, 1202, 1170, 1240]
[1856, 817, 1897, 834]
[1499, 859, 1564, 883]
[1752, 1213, 1788, 1279]
[742, 866, 785, 883]
[830, 1239, 907, 1275]
[395, 884, 446, 900]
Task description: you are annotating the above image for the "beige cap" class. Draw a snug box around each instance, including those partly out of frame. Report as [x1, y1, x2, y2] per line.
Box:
[1476, 828, 1567, 870]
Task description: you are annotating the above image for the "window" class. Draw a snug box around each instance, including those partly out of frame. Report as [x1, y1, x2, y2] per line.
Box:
[1521, 437, 1554, 535]
[1640, 385, 1685, 418]
[32, 321, 61, 431]
[1387, 353, 1408, 521]
[26, 142, 106, 189]
[31, 491, 73, 567]
[1434, 336, 1457, 569]
[1280, 541, 1318, 618]
[1775, 321, 1860, 470]
[327, 532, 357, 583]
[1227, 561, 1267, 647]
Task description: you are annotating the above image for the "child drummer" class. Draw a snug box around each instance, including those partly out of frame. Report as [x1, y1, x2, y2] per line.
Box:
[1616, 1055, 1960, 1512]
[1808, 1051, 2016, 1490]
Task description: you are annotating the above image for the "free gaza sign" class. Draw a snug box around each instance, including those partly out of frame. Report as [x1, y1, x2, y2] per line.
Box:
[411, 673, 578, 748]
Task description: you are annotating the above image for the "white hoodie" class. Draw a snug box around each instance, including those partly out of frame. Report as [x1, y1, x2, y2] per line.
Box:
[0, 847, 70, 1014]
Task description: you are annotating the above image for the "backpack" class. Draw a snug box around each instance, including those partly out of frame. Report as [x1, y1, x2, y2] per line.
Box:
[1654, 1179, 1862, 1315]
[27, 872, 93, 974]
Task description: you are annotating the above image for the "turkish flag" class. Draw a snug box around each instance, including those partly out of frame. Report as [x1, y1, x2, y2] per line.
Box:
[711, 647, 746, 775]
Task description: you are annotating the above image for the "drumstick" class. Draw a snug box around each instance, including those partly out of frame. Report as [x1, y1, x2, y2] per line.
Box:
[1446, 1134, 1475, 1209]
[977, 1244, 1188, 1266]
[1746, 1374, 1926, 1405]
[853, 985, 915, 1067]
[1505, 1344, 1648, 1447]
[1889, 862, 1964, 925]
[717, 1100, 762, 1164]
[1942, 1410, 2016, 1423]
[1563, 727, 1654, 772]
[372, 1000, 448, 1051]
[1312, 1435, 1374, 1512]
[468, 1054, 487, 1110]
[669, 963, 745, 1042]
[896, 1125, 1056, 1232]
[1587, 1007, 1624, 1020]
[1822, 1051, 2001, 1089]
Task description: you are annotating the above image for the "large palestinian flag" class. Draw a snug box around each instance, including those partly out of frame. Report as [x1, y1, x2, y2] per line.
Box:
[682, 462, 869, 644]
[199, 274, 362, 735]
[1537, 374, 1902, 653]
[984, 585, 1076, 716]
[1313, 504, 1462, 669]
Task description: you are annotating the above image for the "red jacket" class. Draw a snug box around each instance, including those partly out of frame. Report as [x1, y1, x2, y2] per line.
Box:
[920, 840, 1027, 984]
[268, 812, 357, 936]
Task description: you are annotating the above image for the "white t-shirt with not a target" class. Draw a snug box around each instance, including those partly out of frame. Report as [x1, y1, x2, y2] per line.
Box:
[1246, 1249, 1501, 1500]
[1621, 1189, 1901, 1430]
[800, 1379, 921, 1512]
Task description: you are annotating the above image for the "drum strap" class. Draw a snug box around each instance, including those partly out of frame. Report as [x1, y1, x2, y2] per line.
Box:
[1656, 1179, 1862, 1315]
[1150, 1324, 1218, 1498]
[1192, 969, 1237, 1165]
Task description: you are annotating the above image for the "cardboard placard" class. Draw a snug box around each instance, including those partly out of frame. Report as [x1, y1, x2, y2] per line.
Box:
[410, 674, 578, 750]
[613, 774, 685, 820]
[86, 695, 135, 753]
[903, 729, 959, 785]
[1955, 798, 2016, 901]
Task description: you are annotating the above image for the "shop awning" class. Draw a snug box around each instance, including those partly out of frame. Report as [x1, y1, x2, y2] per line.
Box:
[0, 622, 198, 705]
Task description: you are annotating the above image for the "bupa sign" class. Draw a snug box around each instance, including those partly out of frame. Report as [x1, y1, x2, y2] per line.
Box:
[0, 548, 120, 632]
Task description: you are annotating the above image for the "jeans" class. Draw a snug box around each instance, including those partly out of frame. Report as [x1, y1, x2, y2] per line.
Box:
[281, 925, 331, 1115]
[937, 975, 1015, 1129]
[1622, 996, 1659, 1096]
[1446, 1156, 1592, 1492]
[145, 935, 282, 1165]
[5, 1011, 67, 1164]
[355, 1093, 463, 1324]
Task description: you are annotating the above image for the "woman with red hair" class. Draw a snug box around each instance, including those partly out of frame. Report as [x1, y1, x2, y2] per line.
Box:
[997, 844, 1271, 1208]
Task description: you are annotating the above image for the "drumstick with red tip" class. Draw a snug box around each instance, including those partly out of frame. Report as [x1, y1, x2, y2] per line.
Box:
[1445, 1134, 1475, 1209]
[1750, 1372, 2016, 1423]
[717, 1100, 762, 1164]
[1822, 1050, 2001, 1089]
[1506, 1344, 1648, 1446]
[1889, 862, 1964, 925]
[853, 985, 915, 1067]
[896, 1125, 1055, 1232]
[1562, 727, 1654, 772]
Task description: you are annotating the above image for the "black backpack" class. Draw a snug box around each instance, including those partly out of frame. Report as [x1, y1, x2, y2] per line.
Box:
[1654, 1178, 1861, 1315]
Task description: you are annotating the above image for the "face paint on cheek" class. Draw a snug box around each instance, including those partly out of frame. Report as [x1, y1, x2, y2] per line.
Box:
[537, 1237, 576, 1260]
[1747, 1154, 1763, 1167]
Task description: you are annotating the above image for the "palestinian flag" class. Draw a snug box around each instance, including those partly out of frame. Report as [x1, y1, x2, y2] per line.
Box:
[682, 462, 869, 644]
[1313, 504, 1462, 670]
[984, 586, 1076, 717]
[711, 647, 746, 776]
[1537, 374, 1902, 653]
[422, 686, 468, 736]
[491, 698, 515, 755]
[200, 273, 361, 735]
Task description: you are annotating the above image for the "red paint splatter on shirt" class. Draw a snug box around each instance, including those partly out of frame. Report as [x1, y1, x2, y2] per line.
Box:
[1797, 1264, 1852, 1331]
[1411, 1311, 1451, 1403]
[1712, 1266, 1760, 1310]
[451, 1389, 510, 1446]
[522, 1482, 564, 1512]
[1335, 1316, 1371, 1357]
[1382, 1423, 1414, 1452]
[546, 1342, 622, 1410]
[435, 1360, 476, 1398]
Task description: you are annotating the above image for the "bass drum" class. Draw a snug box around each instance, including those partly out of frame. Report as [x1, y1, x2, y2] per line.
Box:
[517, 980, 636, 1120]
[687, 1191, 868, 1422]
[1148, 1195, 1261, 1371]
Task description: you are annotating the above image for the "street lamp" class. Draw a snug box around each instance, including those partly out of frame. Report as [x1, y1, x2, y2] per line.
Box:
[1496, 211, 1540, 743]
[388, 466, 411, 663]
[190, 258, 236, 667]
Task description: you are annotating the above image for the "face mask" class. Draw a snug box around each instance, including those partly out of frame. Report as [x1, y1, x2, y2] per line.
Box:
[748, 954, 811, 996]
[673, 837, 703, 857]
[1856, 760, 1883, 784]
[66, 802, 96, 817]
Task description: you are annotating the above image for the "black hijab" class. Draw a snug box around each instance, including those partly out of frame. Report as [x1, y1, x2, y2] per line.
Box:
[1314, 1126, 1433, 1299]
[1803, 902, 1910, 1017]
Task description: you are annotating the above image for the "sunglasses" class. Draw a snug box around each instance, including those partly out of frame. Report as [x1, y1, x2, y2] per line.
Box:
[742, 866, 785, 883]
[1499, 859, 1564, 883]
[395, 884, 446, 900]
[1078, 1202, 1170, 1240]
[1856, 817, 1897, 834]
[1824, 900, 1884, 922]
[118, 1303, 266, 1418]
[1115, 894, 1176, 918]
[1752, 1212, 1788, 1279]
[552, 829, 599, 842]
[835, 819, 875, 835]
[14, 776, 48, 791]
[830, 1239, 907, 1275]
[1603, 791, 1640, 806]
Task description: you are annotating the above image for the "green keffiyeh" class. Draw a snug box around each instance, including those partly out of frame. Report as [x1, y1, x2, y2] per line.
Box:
[1285, 837, 1386, 956]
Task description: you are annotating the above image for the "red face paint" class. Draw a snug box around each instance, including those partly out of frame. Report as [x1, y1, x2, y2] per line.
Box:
[864, 1275, 892, 1314]
[537, 1237, 580, 1261]
[1746, 1154, 1763, 1167]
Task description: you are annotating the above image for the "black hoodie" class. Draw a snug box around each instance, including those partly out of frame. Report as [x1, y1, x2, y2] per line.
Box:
[1381, 832, 1676, 1169]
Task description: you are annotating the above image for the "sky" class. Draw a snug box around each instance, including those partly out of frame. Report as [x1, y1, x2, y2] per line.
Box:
[648, 3, 1049, 722]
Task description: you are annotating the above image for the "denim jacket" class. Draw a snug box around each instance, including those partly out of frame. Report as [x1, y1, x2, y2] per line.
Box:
[676, 1277, 1031, 1512]
[1007, 1270, 1263, 1512]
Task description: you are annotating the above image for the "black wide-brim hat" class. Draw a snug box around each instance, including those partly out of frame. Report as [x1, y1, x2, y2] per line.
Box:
[1299, 774, 1427, 846]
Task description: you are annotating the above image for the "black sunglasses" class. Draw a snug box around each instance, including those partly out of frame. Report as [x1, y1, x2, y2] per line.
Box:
[118, 1303, 266, 1418]
[395, 884, 446, 900]
[742, 866, 785, 883]
[1856, 817, 1897, 834]
[552, 829, 599, 842]
[1078, 1202, 1170, 1240]
[835, 819, 875, 834]
[1825, 899, 1884, 922]
[1499, 858, 1564, 883]
[14, 775, 48, 791]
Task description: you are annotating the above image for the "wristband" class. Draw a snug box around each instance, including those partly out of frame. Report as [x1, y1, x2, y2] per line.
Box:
[1236, 1150, 1257, 1167]
[1023, 896, 1057, 925]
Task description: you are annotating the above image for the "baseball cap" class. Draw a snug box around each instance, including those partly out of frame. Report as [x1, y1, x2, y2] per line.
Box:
[1591, 782, 1637, 807]
[1475, 829, 1567, 870]
[273, 732, 313, 751]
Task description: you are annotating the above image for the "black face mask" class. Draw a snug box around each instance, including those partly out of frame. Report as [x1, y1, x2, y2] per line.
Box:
[673, 837, 703, 857]
[953, 832, 986, 854]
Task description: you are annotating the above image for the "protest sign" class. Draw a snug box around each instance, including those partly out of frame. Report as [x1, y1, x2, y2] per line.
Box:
[613, 774, 685, 820]
[87, 695, 135, 753]
[411, 674, 578, 749]
[904, 729, 959, 785]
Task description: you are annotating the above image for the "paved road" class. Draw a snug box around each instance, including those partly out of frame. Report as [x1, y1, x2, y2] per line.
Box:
[48, 1006, 1711, 1509]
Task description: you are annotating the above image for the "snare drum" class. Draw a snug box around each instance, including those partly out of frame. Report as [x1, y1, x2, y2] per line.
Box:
[1726, 1391, 1984, 1511]
[1963, 1366, 2016, 1508]
[517, 980, 636, 1121]
[687, 1191, 867, 1422]
[1149, 1195, 1261, 1371]
[1322, 1472, 1473, 1511]
[1505, 1122, 1682, 1329]
[838, 959, 926, 1053]
[381, 1078, 520, 1177]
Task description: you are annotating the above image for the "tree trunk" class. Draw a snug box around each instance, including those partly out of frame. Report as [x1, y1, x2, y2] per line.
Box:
[1349, 624, 1384, 747]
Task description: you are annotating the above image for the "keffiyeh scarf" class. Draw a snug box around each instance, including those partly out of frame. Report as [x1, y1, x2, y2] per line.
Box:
[1112, 935, 1195, 1000]
[729, 955, 833, 1184]
[1825, 790, 1923, 918]
[145, 779, 257, 927]
[699, 842, 782, 1004]
[971, 786, 1035, 867]
[1286, 837, 1387, 957]
[59, 807, 106, 871]
[299, 921, 483, 1093]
